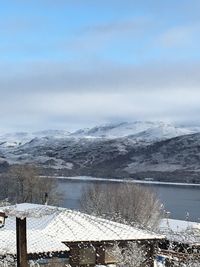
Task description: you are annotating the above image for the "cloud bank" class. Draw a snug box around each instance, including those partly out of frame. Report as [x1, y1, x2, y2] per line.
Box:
[1, 1, 200, 131]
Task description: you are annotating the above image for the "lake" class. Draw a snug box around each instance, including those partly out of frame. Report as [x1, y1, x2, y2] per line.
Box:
[56, 177, 200, 222]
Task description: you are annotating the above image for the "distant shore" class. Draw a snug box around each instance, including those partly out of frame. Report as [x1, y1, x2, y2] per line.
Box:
[42, 175, 200, 187]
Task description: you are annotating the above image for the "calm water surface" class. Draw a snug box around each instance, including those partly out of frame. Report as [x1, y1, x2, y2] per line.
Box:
[57, 179, 200, 221]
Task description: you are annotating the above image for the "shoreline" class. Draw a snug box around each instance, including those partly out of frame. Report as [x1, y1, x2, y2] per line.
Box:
[43, 175, 200, 187]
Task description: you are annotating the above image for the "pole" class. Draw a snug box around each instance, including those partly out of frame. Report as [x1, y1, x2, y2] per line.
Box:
[16, 217, 28, 267]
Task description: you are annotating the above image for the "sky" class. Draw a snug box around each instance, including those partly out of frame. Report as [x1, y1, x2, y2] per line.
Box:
[1, 0, 200, 132]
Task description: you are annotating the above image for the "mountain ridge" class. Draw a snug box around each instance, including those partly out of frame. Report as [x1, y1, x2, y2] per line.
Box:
[1, 121, 199, 147]
[1, 121, 200, 182]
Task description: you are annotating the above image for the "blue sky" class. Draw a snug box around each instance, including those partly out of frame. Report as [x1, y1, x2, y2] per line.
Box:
[1, 0, 200, 131]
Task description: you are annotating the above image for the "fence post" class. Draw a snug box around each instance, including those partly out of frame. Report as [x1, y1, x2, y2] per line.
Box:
[16, 217, 28, 267]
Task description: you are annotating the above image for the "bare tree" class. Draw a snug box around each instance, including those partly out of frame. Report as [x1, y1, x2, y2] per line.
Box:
[1, 164, 62, 205]
[80, 182, 162, 229]
[109, 242, 149, 267]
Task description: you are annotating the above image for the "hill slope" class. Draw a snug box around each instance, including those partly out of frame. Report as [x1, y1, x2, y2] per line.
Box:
[71, 121, 196, 140]
[1, 122, 200, 182]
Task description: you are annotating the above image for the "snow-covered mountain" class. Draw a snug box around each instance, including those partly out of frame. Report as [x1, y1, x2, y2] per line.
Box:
[0, 132, 31, 148]
[71, 121, 198, 140]
[0, 130, 70, 148]
[1, 122, 200, 182]
[0, 122, 199, 149]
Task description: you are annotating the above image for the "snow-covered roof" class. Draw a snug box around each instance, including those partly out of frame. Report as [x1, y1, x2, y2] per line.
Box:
[0, 203, 164, 256]
[159, 218, 200, 245]
[3, 203, 60, 219]
[160, 219, 200, 233]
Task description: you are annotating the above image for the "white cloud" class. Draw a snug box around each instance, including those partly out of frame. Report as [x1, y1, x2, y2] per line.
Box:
[158, 24, 199, 48]
[2, 87, 200, 131]
[1, 60, 200, 131]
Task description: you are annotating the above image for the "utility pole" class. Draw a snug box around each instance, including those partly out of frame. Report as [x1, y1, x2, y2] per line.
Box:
[16, 217, 28, 267]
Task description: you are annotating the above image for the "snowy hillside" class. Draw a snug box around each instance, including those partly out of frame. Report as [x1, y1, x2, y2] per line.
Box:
[1, 122, 200, 182]
[71, 121, 198, 140]
[0, 122, 199, 148]
[0, 130, 70, 148]
[0, 132, 32, 147]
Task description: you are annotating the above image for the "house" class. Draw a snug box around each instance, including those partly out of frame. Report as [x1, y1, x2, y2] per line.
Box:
[0, 203, 164, 266]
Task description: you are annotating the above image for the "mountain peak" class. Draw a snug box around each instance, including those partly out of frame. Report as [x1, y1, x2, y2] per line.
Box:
[71, 121, 198, 140]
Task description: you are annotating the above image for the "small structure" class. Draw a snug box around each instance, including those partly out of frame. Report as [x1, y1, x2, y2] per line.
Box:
[0, 203, 164, 266]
